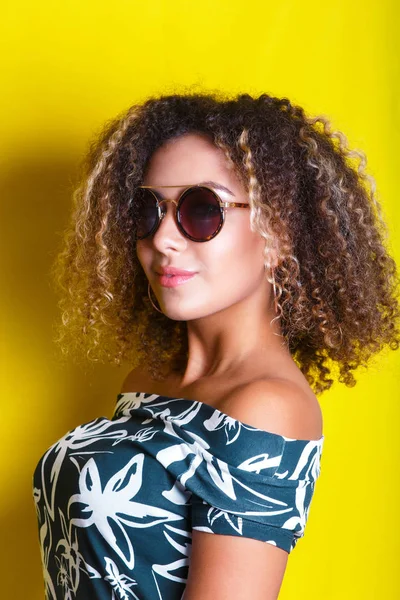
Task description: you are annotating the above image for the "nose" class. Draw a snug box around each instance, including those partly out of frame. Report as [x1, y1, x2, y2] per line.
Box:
[151, 198, 187, 251]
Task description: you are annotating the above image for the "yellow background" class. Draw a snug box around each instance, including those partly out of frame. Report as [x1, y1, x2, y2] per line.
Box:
[1, 1, 399, 598]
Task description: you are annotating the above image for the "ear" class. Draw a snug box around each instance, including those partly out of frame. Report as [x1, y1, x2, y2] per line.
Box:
[263, 244, 279, 270]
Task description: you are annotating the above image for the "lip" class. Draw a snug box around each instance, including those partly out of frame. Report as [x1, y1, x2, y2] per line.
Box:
[156, 272, 197, 288]
[155, 266, 197, 276]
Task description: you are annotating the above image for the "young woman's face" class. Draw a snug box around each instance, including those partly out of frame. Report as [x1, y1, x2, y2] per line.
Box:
[136, 132, 270, 321]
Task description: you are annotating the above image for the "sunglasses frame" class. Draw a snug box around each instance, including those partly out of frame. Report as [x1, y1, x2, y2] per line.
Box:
[136, 184, 250, 242]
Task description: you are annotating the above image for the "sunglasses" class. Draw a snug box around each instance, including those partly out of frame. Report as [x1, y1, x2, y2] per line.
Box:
[134, 185, 250, 242]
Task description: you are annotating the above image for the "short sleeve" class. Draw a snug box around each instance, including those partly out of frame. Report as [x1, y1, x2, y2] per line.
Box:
[189, 434, 324, 554]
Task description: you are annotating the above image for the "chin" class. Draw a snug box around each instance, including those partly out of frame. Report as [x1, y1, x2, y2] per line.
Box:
[163, 311, 188, 322]
[156, 303, 188, 321]
[159, 302, 207, 322]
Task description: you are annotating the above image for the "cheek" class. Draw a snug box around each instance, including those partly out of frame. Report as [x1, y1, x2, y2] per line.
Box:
[204, 224, 265, 285]
[135, 242, 150, 274]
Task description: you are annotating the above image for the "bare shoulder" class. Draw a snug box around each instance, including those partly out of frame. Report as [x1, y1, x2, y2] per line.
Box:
[219, 377, 323, 441]
[184, 379, 312, 599]
[183, 377, 321, 600]
[120, 368, 323, 441]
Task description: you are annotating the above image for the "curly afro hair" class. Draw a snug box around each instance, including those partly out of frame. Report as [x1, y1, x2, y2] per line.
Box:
[50, 89, 400, 396]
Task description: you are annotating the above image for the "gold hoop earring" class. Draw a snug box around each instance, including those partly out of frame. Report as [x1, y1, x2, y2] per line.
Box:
[148, 282, 163, 314]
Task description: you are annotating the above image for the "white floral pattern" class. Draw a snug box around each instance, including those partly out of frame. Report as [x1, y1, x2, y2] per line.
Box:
[33, 392, 324, 599]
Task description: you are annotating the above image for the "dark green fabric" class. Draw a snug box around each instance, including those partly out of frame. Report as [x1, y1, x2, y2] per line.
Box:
[33, 391, 324, 599]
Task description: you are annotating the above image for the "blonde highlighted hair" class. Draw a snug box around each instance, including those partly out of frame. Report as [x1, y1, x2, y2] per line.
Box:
[50, 90, 400, 395]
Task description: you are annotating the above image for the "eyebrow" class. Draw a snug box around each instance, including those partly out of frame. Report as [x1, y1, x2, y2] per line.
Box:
[145, 181, 235, 197]
[198, 181, 235, 196]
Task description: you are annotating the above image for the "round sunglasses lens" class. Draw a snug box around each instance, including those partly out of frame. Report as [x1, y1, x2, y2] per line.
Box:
[179, 188, 222, 240]
[135, 189, 158, 239]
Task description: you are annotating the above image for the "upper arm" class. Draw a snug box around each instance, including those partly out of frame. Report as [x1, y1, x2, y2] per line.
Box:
[183, 379, 323, 600]
[184, 529, 289, 600]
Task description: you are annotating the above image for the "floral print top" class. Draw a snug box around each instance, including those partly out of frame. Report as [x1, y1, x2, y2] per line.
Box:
[33, 391, 324, 599]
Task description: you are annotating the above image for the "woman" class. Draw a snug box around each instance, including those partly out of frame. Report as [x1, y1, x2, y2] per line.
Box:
[33, 91, 400, 599]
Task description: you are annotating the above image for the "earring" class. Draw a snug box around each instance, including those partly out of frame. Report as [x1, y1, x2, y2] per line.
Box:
[271, 267, 279, 314]
[148, 281, 163, 314]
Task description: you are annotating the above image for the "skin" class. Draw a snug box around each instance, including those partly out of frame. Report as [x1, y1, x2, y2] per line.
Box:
[136, 132, 305, 396]
[133, 132, 323, 599]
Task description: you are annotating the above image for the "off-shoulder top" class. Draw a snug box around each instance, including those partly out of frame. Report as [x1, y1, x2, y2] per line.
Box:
[32, 391, 324, 600]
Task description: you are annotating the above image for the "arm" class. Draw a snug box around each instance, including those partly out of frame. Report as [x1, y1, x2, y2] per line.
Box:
[183, 530, 289, 600]
[183, 379, 323, 600]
